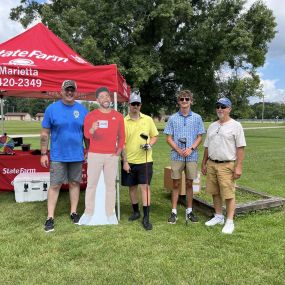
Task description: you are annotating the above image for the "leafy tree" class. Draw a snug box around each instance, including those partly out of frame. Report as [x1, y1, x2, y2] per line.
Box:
[4, 97, 51, 116]
[10, 0, 276, 117]
[251, 102, 285, 119]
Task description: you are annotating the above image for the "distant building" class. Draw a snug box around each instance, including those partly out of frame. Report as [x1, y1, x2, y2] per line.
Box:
[5, 112, 32, 121]
[35, 113, 44, 121]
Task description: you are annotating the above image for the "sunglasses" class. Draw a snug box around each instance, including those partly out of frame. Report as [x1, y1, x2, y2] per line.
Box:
[65, 88, 75, 93]
[216, 104, 227, 109]
[130, 102, 141, 106]
[179, 97, 190, 102]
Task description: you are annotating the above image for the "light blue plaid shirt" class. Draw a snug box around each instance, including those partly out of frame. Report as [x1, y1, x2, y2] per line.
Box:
[164, 110, 205, 162]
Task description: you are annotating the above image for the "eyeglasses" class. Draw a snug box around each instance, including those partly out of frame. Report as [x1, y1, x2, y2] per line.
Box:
[130, 102, 141, 106]
[179, 97, 190, 102]
[216, 104, 227, 109]
[216, 125, 222, 134]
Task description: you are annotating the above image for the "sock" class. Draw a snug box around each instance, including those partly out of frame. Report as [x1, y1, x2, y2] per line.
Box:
[226, 219, 234, 224]
[132, 203, 139, 213]
[186, 208, 192, 214]
[215, 214, 224, 219]
[143, 206, 150, 218]
[172, 208, 177, 215]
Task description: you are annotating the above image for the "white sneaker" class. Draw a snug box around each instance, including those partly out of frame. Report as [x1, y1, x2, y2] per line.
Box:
[222, 220, 235, 234]
[205, 215, 225, 226]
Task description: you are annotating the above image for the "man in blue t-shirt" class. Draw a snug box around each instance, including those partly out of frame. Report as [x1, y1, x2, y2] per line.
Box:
[40, 80, 88, 232]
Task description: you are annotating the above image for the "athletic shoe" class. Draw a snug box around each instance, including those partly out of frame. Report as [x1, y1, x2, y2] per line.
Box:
[128, 211, 141, 221]
[205, 215, 225, 227]
[44, 217, 54, 232]
[70, 212, 80, 224]
[222, 220, 235, 234]
[168, 212, 178, 224]
[142, 217, 153, 230]
[186, 211, 199, 223]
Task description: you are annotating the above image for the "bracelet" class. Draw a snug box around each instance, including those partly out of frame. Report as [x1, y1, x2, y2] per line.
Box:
[41, 152, 47, 156]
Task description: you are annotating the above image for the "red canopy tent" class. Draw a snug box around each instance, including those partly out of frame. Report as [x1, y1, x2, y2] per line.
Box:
[0, 23, 130, 101]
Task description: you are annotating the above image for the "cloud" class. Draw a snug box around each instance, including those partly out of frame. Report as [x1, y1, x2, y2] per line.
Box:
[250, 78, 285, 104]
[0, 0, 24, 44]
[263, 0, 285, 60]
[261, 79, 285, 103]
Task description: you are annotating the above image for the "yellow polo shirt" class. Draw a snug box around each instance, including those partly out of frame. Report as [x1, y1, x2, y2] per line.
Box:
[124, 113, 159, 164]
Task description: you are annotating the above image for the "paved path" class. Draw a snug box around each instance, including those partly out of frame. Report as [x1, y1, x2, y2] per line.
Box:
[10, 134, 40, 138]
[243, 126, 285, 130]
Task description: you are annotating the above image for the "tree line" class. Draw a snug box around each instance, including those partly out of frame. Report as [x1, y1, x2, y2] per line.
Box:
[10, 0, 277, 119]
[4, 96, 285, 120]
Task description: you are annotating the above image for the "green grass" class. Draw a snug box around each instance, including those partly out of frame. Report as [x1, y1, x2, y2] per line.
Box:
[1, 122, 285, 284]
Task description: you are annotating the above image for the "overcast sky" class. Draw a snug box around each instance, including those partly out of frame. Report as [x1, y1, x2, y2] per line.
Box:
[1, 0, 284, 104]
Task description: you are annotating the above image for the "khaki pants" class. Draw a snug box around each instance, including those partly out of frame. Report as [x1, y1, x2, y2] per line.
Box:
[84, 153, 119, 216]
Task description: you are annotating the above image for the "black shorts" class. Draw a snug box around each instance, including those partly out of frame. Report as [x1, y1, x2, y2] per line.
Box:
[121, 162, 153, 186]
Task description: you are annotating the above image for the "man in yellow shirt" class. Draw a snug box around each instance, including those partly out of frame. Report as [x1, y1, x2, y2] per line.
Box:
[121, 93, 159, 230]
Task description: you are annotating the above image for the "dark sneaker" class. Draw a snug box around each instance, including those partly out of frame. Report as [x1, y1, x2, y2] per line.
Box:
[168, 212, 178, 224]
[142, 217, 153, 230]
[70, 212, 80, 224]
[186, 212, 198, 223]
[128, 211, 141, 221]
[44, 217, 54, 232]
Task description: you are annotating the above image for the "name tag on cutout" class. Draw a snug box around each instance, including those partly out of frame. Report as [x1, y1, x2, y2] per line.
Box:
[98, 120, 108, 128]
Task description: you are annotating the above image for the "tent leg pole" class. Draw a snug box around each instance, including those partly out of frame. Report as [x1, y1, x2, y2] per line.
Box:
[0, 95, 4, 135]
[114, 91, 120, 221]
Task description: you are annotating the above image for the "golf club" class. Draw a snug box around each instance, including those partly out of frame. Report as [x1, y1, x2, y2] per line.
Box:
[140, 133, 150, 223]
[178, 137, 190, 225]
[178, 137, 187, 167]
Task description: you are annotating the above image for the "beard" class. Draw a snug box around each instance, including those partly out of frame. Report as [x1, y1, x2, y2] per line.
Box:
[101, 101, 110, 109]
[217, 112, 224, 119]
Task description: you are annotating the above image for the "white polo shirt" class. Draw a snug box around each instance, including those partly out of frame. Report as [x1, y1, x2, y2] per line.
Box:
[204, 119, 246, 161]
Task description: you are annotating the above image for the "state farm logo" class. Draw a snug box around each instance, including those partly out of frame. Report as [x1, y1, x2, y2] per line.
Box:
[2, 168, 36, 175]
[70, 54, 87, 64]
[8, 58, 35, 66]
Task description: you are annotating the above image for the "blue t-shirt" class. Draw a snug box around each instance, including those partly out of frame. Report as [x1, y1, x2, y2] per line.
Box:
[42, 100, 88, 162]
[164, 110, 205, 162]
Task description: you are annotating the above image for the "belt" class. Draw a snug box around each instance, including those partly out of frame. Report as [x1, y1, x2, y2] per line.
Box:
[209, 158, 235, 163]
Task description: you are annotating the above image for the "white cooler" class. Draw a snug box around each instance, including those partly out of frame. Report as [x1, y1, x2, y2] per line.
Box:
[13, 172, 50, 202]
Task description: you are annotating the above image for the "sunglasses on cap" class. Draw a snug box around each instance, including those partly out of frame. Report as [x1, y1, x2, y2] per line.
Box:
[216, 104, 227, 109]
[179, 97, 190, 102]
[130, 102, 141, 106]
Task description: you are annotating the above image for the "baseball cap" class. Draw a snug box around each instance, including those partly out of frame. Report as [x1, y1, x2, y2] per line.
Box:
[216, 97, 232, 107]
[129, 94, 141, 104]
[95, 87, 110, 98]
[62, 80, 77, 90]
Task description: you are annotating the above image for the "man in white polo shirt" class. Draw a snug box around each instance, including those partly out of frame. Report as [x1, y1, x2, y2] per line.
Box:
[201, 98, 246, 234]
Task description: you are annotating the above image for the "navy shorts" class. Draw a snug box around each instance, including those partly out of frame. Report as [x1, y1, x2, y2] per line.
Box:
[121, 162, 153, 186]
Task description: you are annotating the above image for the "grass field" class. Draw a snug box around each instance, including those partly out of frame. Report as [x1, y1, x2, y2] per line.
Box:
[1, 121, 285, 284]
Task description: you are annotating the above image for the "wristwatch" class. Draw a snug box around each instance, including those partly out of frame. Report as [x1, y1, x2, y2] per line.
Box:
[41, 152, 48, 156]
[191, 147, 195, 151]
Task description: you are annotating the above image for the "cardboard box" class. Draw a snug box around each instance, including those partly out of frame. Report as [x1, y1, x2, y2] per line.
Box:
[13, 172, 50, 202]
[164, 166, 200, 194]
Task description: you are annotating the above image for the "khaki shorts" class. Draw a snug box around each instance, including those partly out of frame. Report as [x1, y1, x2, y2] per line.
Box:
[171, 160, 197, 180]
[206, 160, 236, 200]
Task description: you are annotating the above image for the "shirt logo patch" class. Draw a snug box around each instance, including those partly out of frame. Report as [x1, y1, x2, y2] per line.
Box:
[112, 117, 116, 120]
[73, 110, 80, 118]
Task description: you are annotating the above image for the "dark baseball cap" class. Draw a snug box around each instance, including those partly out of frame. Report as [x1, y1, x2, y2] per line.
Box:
[62, 80, 77, 90]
